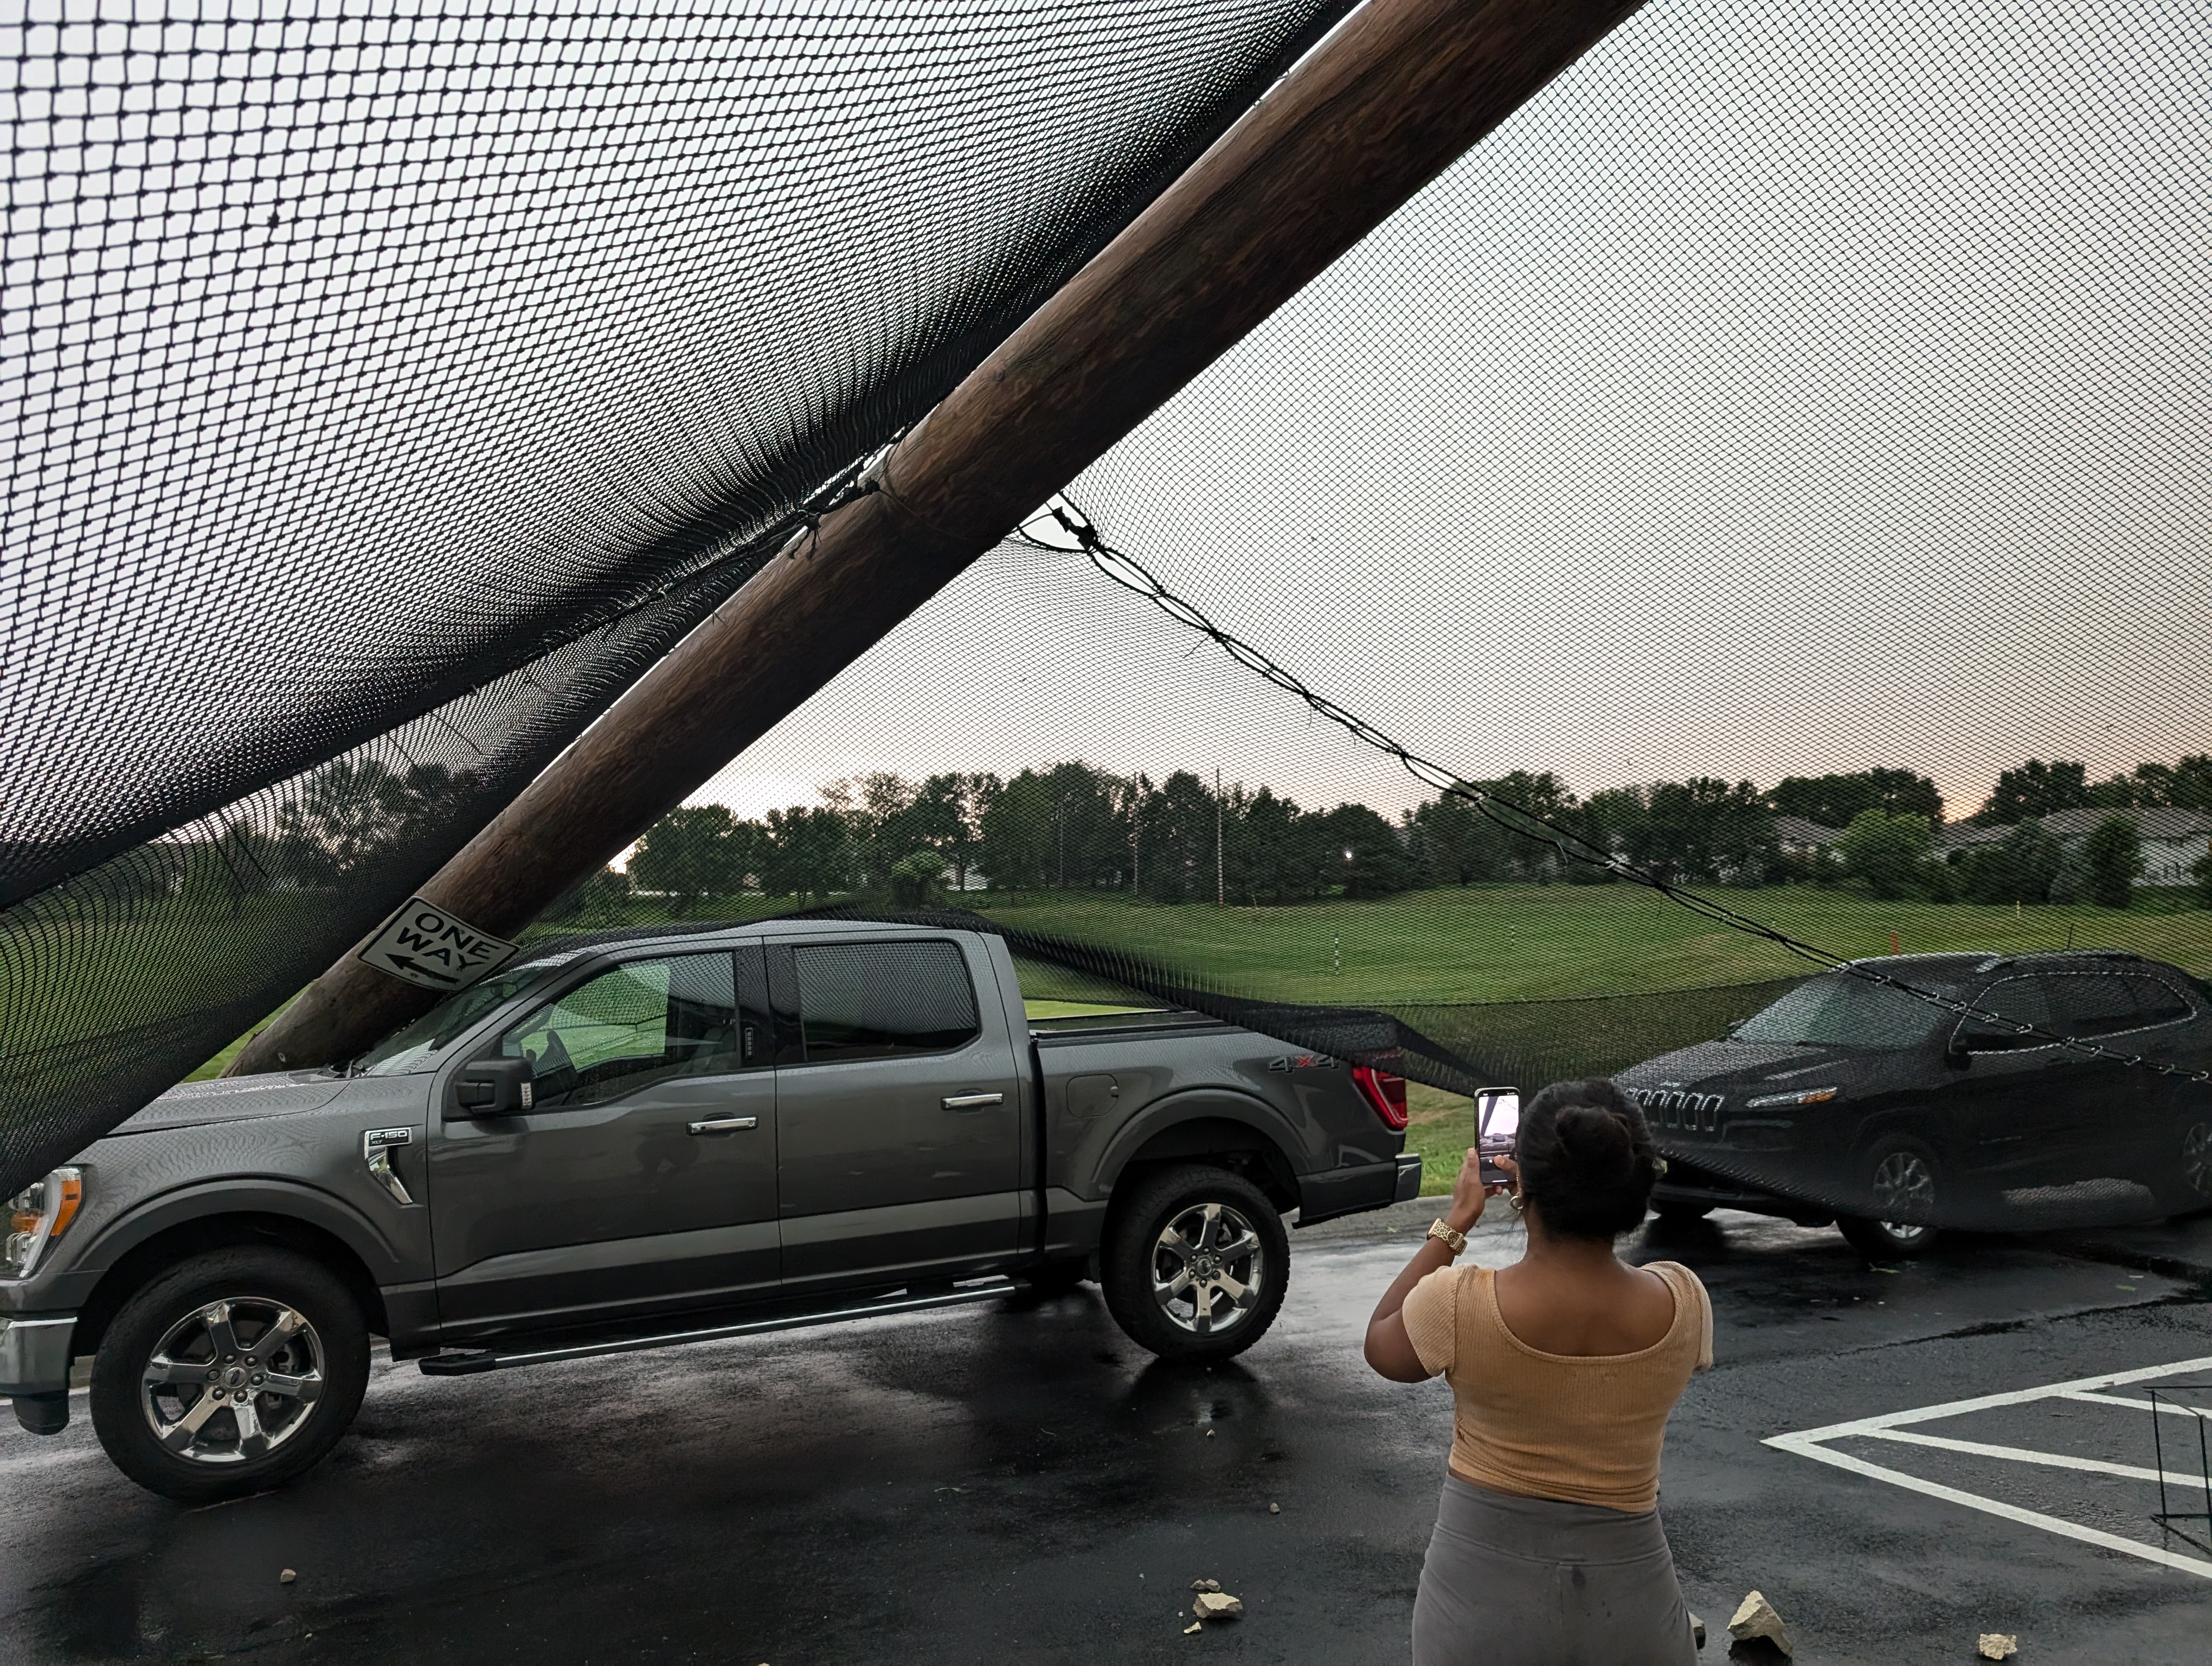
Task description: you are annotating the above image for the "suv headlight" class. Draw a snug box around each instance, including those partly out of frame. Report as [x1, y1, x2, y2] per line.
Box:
[3, 1168, 83, 1280]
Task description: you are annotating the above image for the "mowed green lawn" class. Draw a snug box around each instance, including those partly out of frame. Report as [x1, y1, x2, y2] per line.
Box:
[1404, 1081, 1478, 1197]
[974, 883, 2212, 1006]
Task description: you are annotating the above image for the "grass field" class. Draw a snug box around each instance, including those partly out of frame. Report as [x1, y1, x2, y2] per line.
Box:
[974, 883, 2212, 1005]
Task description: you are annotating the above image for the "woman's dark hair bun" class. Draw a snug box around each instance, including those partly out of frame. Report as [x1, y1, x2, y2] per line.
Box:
[1512, 1079, 1659, 1240]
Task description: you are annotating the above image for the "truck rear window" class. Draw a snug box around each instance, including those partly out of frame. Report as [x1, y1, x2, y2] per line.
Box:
[793, 941, 981, 1063]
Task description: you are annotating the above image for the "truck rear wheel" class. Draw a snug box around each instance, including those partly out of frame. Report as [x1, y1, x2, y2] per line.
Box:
[1101, 1165, 1288, 1363]
[88, 1246, 370, 1504]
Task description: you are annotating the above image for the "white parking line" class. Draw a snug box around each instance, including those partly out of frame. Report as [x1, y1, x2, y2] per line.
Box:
[1766, 1354, 2212, 1581]
[1857, 1426, 2209, 1492]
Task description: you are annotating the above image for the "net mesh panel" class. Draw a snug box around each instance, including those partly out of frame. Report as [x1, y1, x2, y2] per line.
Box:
[687, 0, 2212, 1235]
[0, 0, 1360, 1193]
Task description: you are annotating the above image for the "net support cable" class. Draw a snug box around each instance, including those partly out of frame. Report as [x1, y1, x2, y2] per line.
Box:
[1022, 494, 2212, 1090]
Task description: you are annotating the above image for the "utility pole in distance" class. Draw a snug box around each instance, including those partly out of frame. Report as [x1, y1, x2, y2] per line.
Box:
[1131, 774, 1142, 900]
[1216, 766, 1225, 907]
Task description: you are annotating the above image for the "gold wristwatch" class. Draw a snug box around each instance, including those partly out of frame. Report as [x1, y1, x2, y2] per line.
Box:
[1426, 1218, 1468, 1256]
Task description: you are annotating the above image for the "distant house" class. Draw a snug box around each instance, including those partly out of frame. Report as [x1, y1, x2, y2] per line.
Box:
[1773, 815, 1844, 856]
[1941, 807, 2212, 887]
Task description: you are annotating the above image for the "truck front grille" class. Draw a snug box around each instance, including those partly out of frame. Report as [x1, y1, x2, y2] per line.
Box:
[1628, 1087, 1722, 1133]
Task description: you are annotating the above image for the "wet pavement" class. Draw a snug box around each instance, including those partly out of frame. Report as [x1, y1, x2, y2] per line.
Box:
[5, 1210, 2211, 1665]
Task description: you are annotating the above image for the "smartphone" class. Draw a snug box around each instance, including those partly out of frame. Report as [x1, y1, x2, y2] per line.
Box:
[1475, 1087, 1520, 1187]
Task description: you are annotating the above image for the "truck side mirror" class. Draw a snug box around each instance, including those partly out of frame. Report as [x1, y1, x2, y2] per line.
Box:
[454, 1056, 535, 1115]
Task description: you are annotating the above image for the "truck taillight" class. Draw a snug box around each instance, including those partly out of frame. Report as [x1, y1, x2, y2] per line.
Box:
[1352, 1066, 1409, 1131]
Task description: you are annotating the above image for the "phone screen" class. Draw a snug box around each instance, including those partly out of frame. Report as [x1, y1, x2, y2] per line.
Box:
[1476, 1087, 1520, 1186]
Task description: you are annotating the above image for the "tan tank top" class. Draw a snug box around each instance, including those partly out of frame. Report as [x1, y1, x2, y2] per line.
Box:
[1399, 1259, 1713, 1513]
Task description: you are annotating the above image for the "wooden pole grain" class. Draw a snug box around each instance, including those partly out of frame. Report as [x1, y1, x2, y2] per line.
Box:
[230, 0, 1643, 1074]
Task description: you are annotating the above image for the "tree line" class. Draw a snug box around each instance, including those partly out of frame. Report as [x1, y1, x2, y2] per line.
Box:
[143, 749, 2206, 921]
[558, 755, 2212, 922]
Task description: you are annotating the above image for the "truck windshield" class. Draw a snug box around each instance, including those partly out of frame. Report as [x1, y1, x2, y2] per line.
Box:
[352, 960, 568, 1076]
[1734, 973, 1958, 1050]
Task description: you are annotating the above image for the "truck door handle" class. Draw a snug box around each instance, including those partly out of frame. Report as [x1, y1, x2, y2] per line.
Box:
[689, 1116, 759, 1135]
[941, 1092, 1005, 1110]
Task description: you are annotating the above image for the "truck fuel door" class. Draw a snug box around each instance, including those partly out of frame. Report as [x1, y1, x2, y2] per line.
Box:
[1067, 1075, 1120, 1120]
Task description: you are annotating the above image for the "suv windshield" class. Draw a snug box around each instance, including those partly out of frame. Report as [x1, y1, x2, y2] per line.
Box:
[1735, 973, 1959, 1049]
[352, 959, 569, 1076]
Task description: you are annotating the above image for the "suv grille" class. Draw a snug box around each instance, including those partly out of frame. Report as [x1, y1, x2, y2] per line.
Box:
[1628, 1087, 1722, 1132]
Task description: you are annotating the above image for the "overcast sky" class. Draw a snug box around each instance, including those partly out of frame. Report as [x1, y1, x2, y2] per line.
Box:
[692, 0, 2212, 829]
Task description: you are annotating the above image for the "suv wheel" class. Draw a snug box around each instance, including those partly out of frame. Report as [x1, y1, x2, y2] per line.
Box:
[1838, 1139, 1942, 1260]
[89, 1246, 370, 1504]
[1100, 1165, 1289, 1363]
[2178, 1119, 2212, 1211]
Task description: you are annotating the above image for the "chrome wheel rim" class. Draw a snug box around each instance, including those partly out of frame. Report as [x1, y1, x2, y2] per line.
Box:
[1150, 1201, 1265, 1337]
[2184, 1122, 2212, 1200]
[140, 1296, 325, 1465]
[1869, 1150, 1936, 1240]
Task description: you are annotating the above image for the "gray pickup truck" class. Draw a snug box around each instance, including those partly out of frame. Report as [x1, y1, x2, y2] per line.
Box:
[1, 918, 1419, 1500]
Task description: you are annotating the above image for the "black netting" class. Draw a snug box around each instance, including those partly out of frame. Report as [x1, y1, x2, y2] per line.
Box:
[11, 0, 2212, 1244]
[0, 0, 1358, 1191]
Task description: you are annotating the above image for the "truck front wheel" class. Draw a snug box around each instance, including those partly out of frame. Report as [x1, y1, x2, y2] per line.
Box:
[88, 1246, 370, 1504]
[1101, 1165, 1289, 1363]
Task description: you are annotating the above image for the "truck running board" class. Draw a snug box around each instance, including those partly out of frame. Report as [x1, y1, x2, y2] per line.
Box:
[417, 1277, 1021, 1376]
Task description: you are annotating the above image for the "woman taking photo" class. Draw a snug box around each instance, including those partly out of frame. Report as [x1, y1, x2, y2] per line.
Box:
[1365, 1079, 1712, 1665]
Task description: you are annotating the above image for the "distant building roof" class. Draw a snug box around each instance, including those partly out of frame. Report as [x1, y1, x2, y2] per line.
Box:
[1774, 815, 1843, 847]
[1942, 806, 2212, 847]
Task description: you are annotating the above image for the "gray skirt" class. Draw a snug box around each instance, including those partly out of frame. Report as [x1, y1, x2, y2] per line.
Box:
[1411, 1475, 1697, 1666]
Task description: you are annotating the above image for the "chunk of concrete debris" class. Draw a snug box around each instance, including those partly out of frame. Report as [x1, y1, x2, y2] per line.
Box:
[1727, 1591, 1791, 1657]
[279, 1569, 297, 1585]
[1183, 1622, 1203, 1635]
[1192, 1592, 1244, 1622]
[1190, 1578, 1220, 1592]
[1269, 1502, 1280, 1514]
[1689, 1611, 1705, 1649]
[1978, 1636, 2018, 1661]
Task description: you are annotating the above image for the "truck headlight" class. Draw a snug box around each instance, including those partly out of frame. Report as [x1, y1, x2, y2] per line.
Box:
[3, 1168, 83, 1280]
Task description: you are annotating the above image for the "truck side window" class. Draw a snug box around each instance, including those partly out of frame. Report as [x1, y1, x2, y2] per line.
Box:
[500, 952, 743, 1106]
[790, 941, 980, 1064]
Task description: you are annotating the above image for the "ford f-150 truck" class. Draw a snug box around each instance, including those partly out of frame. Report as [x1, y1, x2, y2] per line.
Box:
[1, 918, 1420, 1500]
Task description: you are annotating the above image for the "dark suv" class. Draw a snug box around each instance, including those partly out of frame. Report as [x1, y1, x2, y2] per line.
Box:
[1618, 951, 2212, 1258]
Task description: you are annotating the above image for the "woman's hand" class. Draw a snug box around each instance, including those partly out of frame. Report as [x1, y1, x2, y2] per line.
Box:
[1444, 1148, 1510, 1234]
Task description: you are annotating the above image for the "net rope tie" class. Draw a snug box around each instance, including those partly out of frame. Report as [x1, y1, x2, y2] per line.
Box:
[1015, 496, 2212, 1086]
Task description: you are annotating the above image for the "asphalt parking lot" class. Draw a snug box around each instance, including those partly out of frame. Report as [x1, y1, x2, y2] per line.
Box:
[5, 1207, 2210, 1665]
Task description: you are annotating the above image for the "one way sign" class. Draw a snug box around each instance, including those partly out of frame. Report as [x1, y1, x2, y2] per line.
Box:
[358, 898, 521, 992]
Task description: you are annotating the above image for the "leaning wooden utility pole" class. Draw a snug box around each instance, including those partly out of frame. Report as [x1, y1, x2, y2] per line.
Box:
[232, 0, 1643, 1074]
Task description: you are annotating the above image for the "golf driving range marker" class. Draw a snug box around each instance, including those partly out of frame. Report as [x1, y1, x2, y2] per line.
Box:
[358, 898, 520, 991]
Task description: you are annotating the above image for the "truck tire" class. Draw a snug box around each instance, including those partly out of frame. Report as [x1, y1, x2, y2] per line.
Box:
[1100, 1165, 1289, 1363]
[89, 1246, 370, 1504]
